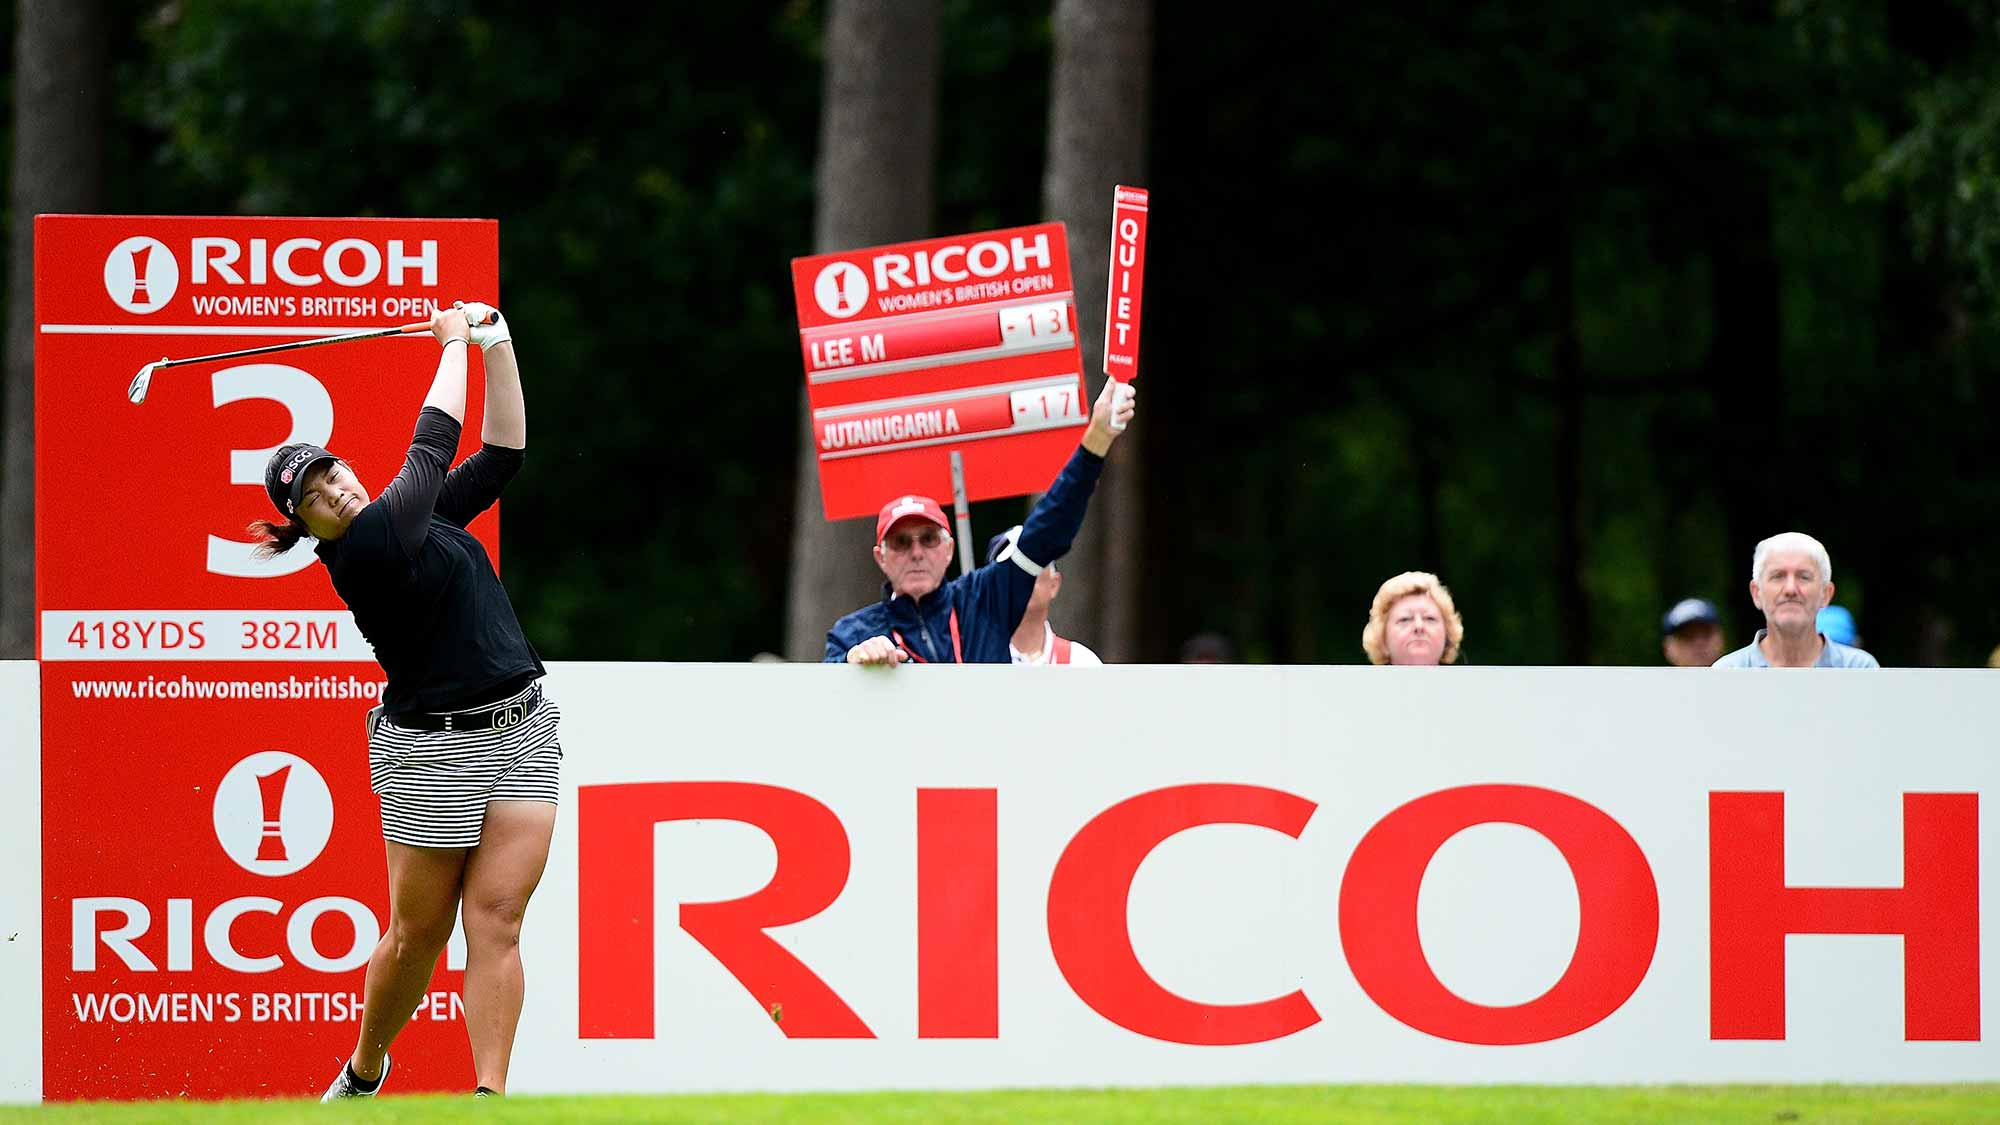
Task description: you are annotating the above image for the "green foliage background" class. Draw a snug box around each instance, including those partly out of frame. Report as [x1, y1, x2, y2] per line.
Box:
[9, 0, 1999, 665]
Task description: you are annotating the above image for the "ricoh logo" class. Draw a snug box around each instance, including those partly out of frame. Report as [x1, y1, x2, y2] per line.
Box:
[189, 236, 437, 288]
[102, 235, 439, 312]
[870, 233, 1049, 292]
[103, 236, 179, 314]
[69, 751, 405, 975]
[813, 233, 1054, 319]
[813, 261, 868, 319]
[578, 783, 1981, 1045]
[212, 751, 334, 877]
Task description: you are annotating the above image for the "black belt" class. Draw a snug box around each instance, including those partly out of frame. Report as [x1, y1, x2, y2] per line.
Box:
[395, 683, 542, 732]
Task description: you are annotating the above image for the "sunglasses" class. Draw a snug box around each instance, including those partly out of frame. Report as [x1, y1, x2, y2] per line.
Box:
[884, 527, 947, 552]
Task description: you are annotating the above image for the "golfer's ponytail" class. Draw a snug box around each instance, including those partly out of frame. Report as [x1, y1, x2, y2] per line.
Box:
[247, 517, 310, 558]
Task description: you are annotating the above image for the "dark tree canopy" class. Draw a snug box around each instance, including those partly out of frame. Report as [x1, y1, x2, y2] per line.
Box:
[5, 0, 1997, 666]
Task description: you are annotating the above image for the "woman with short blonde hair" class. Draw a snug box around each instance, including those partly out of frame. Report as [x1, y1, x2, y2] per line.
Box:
[1362, 571, 1465, 665]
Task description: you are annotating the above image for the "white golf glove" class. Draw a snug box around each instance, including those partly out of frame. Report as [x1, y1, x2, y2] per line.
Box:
[457, 301, 512, 351]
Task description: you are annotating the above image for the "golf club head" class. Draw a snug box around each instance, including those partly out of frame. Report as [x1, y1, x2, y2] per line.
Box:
[127, 360, 163, 405]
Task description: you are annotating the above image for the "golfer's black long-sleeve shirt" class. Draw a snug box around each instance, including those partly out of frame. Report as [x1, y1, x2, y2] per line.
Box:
[315, 408, 543, 717]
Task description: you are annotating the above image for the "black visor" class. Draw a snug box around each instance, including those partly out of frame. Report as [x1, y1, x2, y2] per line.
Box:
[264, 443, 337, 518]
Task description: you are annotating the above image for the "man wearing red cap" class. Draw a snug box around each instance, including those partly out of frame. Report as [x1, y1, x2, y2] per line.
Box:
[825, 378, 1137, 664]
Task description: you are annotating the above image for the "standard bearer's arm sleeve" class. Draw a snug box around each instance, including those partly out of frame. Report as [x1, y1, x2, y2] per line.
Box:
[1013, 447, 1106, 569]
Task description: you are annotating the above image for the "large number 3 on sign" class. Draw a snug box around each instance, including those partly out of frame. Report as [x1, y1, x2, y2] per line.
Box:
[207, 363, 333, 579]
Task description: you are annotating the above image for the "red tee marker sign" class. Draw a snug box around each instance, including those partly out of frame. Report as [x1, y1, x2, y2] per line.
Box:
[1103, 186, 1148, 381]
[791, 223, 1088, 520]
[35, 214, 498, 1100]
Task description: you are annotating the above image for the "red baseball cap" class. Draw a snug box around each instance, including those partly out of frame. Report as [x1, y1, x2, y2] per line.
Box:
[875, 494, 949, 543]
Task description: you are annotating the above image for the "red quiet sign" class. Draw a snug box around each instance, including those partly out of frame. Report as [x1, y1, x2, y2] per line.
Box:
[1102, 186, 1148, 381]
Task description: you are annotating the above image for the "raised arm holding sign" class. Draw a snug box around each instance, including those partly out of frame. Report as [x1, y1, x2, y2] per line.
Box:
[827, 376, 1137, 665]
[791, 217, 1139, 665]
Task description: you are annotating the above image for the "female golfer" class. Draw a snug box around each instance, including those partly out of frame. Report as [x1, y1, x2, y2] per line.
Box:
[250, 302, 556, 1100]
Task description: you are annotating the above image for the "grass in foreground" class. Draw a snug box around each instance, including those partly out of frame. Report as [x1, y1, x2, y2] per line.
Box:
[4, 1085, 1999, 1124]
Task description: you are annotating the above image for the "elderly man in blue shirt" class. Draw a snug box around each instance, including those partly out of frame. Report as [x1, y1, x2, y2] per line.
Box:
[1714, 532, 1880, 668]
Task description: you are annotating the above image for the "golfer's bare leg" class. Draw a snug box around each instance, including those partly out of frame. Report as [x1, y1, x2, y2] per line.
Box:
[349, 842, 468, 1080]
[461, 800, 557, 1094]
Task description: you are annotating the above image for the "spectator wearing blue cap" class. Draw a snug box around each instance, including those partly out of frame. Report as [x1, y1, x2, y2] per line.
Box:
[1715, 532, 1879, 668]
[985, 525, 1100, 665]
[1661, 597, 1725, 667]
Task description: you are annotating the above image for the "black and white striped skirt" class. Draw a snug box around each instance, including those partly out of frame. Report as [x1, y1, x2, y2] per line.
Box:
[367, 682, 563, 848]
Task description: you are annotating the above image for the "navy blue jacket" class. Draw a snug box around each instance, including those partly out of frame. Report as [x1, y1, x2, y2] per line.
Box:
[823, 447, 1106, 663]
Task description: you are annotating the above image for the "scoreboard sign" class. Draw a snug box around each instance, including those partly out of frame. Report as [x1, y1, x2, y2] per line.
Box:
[791, 223, 1089, 520]
[35, 214, 499, 1099]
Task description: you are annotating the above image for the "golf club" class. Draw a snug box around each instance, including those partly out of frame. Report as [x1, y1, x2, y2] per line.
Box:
[126, 306, 499, 404]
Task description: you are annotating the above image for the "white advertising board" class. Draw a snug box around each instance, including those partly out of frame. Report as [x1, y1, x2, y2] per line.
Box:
[510, 664, 1997, 1092]
[22, 662, 2000, 1100]
[1, 662, 42, 1102]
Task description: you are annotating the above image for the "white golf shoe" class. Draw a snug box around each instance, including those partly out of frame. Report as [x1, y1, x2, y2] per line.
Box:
[319, 1054, 389, 1101]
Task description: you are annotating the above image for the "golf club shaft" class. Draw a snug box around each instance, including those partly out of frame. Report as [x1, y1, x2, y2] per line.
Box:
[154, 321, 431, 370]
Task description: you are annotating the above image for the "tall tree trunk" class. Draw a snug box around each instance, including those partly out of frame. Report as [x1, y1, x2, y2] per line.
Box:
[783, 0, 941, 661]
[4, 0, 107, 658]
[1041, 0, 1152, 662]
